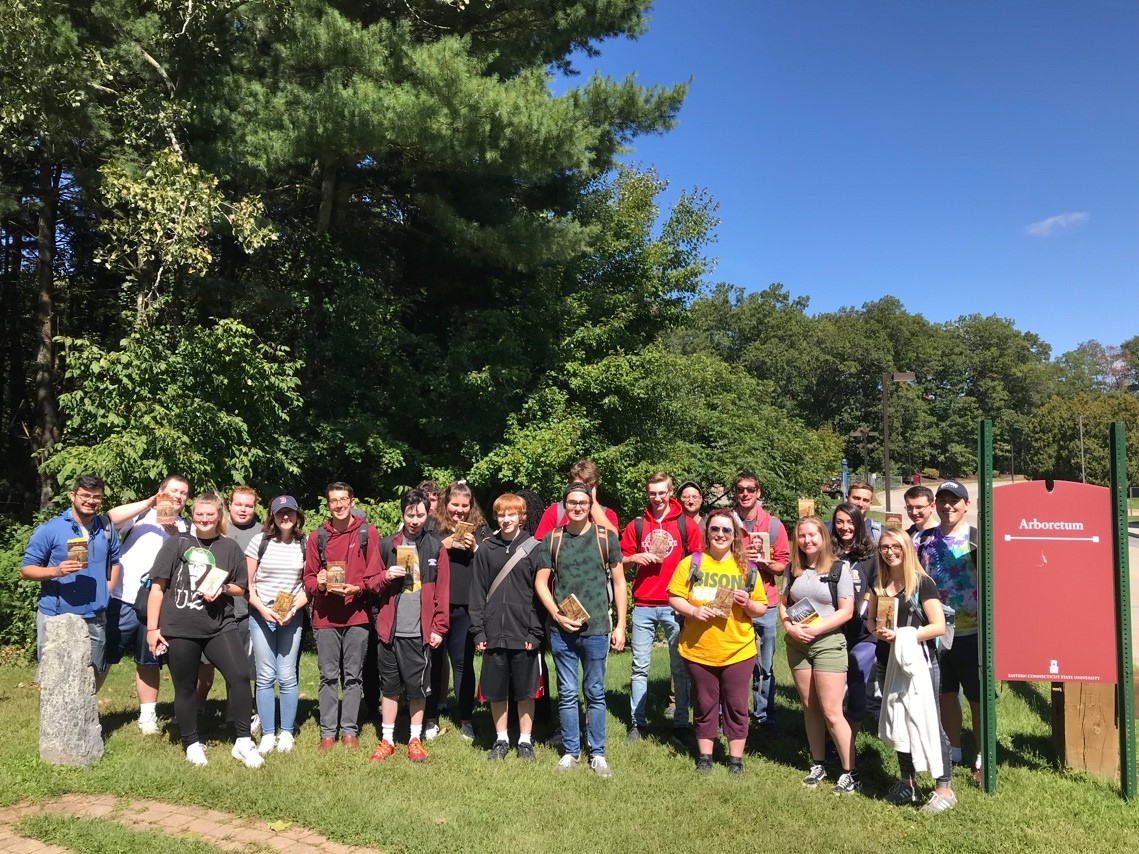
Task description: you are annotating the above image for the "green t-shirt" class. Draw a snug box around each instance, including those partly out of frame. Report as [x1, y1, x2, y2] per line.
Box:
[537, 525, 621, 637]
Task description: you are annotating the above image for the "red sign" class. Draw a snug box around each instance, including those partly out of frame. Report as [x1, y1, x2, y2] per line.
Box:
[992, 480, 1115, 683]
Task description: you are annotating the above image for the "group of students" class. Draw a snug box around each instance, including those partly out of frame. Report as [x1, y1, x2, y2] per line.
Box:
[24, 465, 974, 812]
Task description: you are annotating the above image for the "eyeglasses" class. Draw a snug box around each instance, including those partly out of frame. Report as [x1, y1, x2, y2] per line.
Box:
[565, 499, 591, 508]
[707, 525, 733, 535]
[878, 544, 903, 554]
[735, 486, 757, 494]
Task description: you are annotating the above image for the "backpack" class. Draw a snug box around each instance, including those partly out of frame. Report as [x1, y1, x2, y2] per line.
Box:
[634, 514, 691, 560]
[257, 531, 309, 564]
[312, 524, 368, 568]
[548, 524, 615, 627]
[820, 559, 849, 610]
[686, 551, 758, 593]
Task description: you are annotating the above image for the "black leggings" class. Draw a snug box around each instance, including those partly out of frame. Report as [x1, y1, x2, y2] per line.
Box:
[167, 631, 252, 749]
[426, 605, 475, 722]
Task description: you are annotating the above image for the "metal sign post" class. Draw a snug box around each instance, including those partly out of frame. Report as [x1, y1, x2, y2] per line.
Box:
[1109, 423, 1136, 801]
[978, 419, 997, 793]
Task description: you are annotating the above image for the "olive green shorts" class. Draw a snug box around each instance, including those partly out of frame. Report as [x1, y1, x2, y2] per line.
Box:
[786, 630, 847, 673]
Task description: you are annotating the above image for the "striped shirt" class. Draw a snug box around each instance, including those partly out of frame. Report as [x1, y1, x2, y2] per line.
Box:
[245, 533, 304, 603]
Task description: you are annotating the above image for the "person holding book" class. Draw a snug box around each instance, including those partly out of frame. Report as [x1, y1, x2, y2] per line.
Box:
[830, 502, 879, 742]
[866, 528, 954, 812]
[666, 510, 768, 775]
[369, 489, 450, 763]
[424, 480, 489, 742]
[302, 481, 384, 752]
[781, 515, 858, 793]
[144, 491, 261, 767]
[534, 481, 626, 778]
[245, 495, 308, 754]
[469, 493, 543, 761]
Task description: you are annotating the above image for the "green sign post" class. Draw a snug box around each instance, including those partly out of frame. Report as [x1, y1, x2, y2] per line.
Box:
[1109, 423, 1135, 801]
[977, 420, 997, 793]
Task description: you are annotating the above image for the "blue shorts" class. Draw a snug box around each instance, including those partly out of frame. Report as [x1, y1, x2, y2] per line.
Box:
[106, 597, 162, 667]
[36, 610, 108, 673]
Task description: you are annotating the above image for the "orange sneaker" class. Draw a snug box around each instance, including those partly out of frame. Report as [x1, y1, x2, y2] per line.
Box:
[408, 737, 427, 763]
[369, 740, 395, 762]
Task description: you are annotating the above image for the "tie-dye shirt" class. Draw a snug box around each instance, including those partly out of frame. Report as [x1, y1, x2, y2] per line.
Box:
[916, 526, 978, 634]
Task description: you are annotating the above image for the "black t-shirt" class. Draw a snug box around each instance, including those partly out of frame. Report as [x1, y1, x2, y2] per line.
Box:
[841, 552, 877, 646]
[445, 524, 490, 607]
[151, 535, 247, 639]
[874, 574, 940, 668]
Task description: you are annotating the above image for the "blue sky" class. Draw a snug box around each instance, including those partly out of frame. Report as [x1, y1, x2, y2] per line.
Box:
[564, 0, 1138, 358]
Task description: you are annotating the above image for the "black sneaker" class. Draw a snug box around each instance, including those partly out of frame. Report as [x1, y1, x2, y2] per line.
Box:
[832, 771, 862, 795]
[669, 726, 696, 754]
[516, 741, 536, 762]
[727, 759, 743, 777]
[625, 725, 646, 744]
[695, 754, 713, 775]
[486, 740, 510, 761]
[883, 779, 918, 806]
[802, 763, 827, 788]
[460, 722, 476, 741]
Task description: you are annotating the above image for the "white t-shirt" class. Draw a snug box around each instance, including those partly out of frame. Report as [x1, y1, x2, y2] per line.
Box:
[245, 533, 305, 604]
[112, 508, 189, 601]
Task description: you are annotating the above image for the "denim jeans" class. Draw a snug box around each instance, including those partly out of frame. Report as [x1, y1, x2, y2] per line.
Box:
[250, 611, 303, 735]
[751, 607, 778, 724]
[549, 629, 609, 758]
[630, 605, 689, 728]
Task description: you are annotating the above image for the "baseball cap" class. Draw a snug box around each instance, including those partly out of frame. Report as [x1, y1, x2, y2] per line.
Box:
[935, 480, 969, 501]
[677, 480, 703, 496]
[270, 495, 300, 514]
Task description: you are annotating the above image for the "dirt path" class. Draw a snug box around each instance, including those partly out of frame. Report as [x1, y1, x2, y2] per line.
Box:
[0, 793, 385, 854]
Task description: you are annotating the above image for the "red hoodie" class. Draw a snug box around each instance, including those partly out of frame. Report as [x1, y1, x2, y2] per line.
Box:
[620, 498, 703, 606]
[302, 516, 384, 629]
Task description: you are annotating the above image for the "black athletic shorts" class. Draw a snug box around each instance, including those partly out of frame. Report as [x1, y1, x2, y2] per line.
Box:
[479, 648, 540, 703]
[938, 632, 980, 703]
[378, 636, 432, 699]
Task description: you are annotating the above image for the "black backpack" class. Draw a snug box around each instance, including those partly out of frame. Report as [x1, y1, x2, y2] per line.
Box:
[633, 514, 691, 560]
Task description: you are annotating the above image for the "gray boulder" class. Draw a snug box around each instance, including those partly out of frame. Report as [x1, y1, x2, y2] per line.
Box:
[39, 613, 103, 766]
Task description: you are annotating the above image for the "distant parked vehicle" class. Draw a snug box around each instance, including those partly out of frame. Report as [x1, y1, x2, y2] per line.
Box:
[821, 477, 843, 498]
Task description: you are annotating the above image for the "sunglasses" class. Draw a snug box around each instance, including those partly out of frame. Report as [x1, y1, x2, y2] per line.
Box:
[735, 486, 758, 494]
[708, 525, 733, 535]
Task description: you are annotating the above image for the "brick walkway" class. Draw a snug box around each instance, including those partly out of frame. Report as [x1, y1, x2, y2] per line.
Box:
[0, 794, 384, 854]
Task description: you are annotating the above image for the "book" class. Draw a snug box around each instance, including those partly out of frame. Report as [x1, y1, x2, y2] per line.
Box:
[271, 591, 295, 620]
[647, 528, 671, 558]
[558, 594, 590, 624]
[798, 498, 815, 519]
[876, 596, 897, 631]
[885, 512, 904, 530]
[196, 565, 230, 599]
[395, 545, 417, 571]
[785, 597, 820, 626]
[710, 585, 736, 617]
[749, 530, 770, 562]
[325, 562, 346, 588]
[451, 520, 475, 546]
[67, 536, 88, 567]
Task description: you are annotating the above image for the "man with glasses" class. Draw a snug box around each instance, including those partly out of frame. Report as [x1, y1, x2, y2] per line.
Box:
[22, 474, 122, 691]
[731, 471, 789, 731]
[903, 485, 937, 541]
[620, 472, 702, 748]
[916, 480, 980, 781]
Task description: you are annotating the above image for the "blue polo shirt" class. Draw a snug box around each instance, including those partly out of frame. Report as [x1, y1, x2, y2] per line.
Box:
[22, 509, 121, 618]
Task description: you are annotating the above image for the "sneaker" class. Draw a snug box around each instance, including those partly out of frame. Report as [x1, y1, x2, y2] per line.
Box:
[185, 742, 208, 766]
[369, 740, 395, 762]
[547, 732, 564, 750]
[556, 753, 579, 771]
[589, 755, 613, 778]
[663, 704, 676, 720]
[276, 732, 294, 753]
[832, 772, 861, 795]
[138, 715, 160, 736]
[487, 740, 510, 761]
[669, 727, 696, 753]
[727, 759, 743, 778]
[250, 713, 261, 736]
[625, 725, 646, 745]
[695, 754, 713, 775]
[883, 779, 918, 806]
[257, 734, 276, 755]
[232, 737, 264, 769]
[921, 791, 958, 813]
[459, 722, 475, 742]
[516, 742, 536, 762]
[973, 753, 983, 785]
[408, 737, 427, 763]
[802, 763, 828, 788]
[424, 723, 441, 741]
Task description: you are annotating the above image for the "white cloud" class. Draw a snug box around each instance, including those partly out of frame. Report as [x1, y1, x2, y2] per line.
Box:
[1024, 211, 1089, 238]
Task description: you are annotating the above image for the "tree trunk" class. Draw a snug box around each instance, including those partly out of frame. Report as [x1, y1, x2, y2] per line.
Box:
[32, 156, 62, 509]
[316, 155, 338, 236]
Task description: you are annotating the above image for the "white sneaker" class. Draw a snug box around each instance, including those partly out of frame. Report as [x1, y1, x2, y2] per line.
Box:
[424, 723, 440, 741]
[185, 742, 208, 766]
[138, 715, 160, 736]
[589, 755, 613, 779]
[232, 737, 265, 768]
[556, 753, 579, 771]
[257, 734, 276, 755]
[251, 713, 262, 736]
[276, 731, 294, 753]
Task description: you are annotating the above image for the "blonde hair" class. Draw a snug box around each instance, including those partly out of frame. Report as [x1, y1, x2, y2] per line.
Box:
[788, 516, 836, 578]
[874, 529, 927, 600]
[703, 511, 749, 572]
[192, 491, 229, 536]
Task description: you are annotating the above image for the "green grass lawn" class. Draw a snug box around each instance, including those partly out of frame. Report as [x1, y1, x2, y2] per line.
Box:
[2, 643, 1137, 854]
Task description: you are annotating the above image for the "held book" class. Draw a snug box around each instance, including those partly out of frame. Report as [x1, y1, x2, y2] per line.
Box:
[884, 512, 904, 530]
[558, 594, 590, 624]
[271, 591, 295, 620]
[395, 545, 417, 571]
[876, 596, 896, 631]
[785, 597, 820, 626]
[196, 566, 230, 599]
[797, 498, 815, 519]
[325, 562, 346, 588]
[749, 530, 771, 562]
[710, 585, 736, 617]
[451, 521, 475, 546]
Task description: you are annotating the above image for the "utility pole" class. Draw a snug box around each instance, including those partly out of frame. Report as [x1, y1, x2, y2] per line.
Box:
[882, 371, 916, 512]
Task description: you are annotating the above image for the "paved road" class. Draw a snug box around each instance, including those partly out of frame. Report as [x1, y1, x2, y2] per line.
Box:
[873, 479, 1139, 664]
